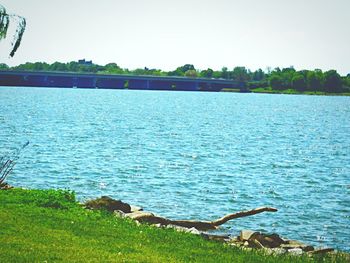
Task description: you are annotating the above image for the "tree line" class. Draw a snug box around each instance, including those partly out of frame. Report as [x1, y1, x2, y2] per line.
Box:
[0, 62, 349, 93]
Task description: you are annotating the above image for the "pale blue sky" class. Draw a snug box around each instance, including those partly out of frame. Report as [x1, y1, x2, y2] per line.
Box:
[0, 0, 349, 75]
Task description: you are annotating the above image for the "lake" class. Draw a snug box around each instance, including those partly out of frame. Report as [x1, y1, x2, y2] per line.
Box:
[1, 87, 349, 251]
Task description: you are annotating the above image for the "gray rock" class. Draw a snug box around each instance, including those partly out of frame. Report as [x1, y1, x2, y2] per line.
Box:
[85, 196, 131, 213]
[281, 240, 313, 251]
[249, 232, 285, 248]
[268, 248, 287, 255]
[166, 224, 189, 232]
[287, 248, 303, 255]
[114, 210, 126, 218]
[309, 248, 334, 254]
[250, 239, 264, 249]
[187, 227, 201, 235]
[124, 211, 154, 220]
[201, 233, 230, 242]
[240, 230, 258, 241]
[130, 205, 143, 212]
[302, 246, 315, 252]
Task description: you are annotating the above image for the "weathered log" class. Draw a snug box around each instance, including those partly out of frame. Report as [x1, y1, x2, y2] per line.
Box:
[126, 207, 278, 231]
[211, 207, 278, 226]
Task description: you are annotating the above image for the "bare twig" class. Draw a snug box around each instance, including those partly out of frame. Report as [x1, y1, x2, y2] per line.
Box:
[0, 141, 29, 185]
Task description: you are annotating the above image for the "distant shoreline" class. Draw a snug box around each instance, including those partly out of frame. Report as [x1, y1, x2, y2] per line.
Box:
[222, 87, 350, 96]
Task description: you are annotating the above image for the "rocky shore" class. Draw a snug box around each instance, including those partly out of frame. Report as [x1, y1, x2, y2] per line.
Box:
[84, 196, 336, 257]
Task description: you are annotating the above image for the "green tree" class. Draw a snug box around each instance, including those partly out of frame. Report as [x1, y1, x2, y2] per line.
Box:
[132, 68, 147, 75]
[200, 68, 214, 78]
[252, 69, 265, 81]
[168, 64, 196, 77]
[269, 74, 284, 90]
[232, 67, 249, 81]
[291, 73, 307, 91]
[324, 70, 342, 93]
[345, 75, 350, 86]
[50, 62, 68, 72]
[0, 4, 26, 57]
[181, 64, 195, 72]
[212, 71, 222, 79]
[306, 70, 324, 91]
[221, 67, 229, 79]
[67, 61, 80, 72]
[0, 63, 9, 70]
[104, 63, 123, 74]
[342, 76, 350, 92]
[184, 69, 198, 78]
[280, 67, 295, 89]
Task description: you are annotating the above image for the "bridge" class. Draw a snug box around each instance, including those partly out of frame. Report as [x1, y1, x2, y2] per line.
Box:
[0, 70, 248, 92]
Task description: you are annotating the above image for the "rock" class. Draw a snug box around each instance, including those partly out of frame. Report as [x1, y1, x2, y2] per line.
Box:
[281, 240, 312, 251]
[85, 196, 131, 213]
[0, 183, 13, 190]
[240, 231, 285, 249]
[309, 248, 334, 254]
[130, 205, 143, 212]
[283, 239, 306, 247]
[250, 239, 264, 249]
[228, 236, 245, 247]
[201, 233, 230, 242]
[114, 210, 126, 218]
[287, 248, 303, 255]
[240, 230, 258, 241]
[228, 241, 244, 247]
[268, 248, 287, 255]
[166, 224, 189, 232]
[243, 241, 249, 246]
[302, 246, 315, 252]
[187, 227, 201, 235]
[257, 233, 285, 248]
[124, 211, 155, 220]
[229, 236, 239, 242]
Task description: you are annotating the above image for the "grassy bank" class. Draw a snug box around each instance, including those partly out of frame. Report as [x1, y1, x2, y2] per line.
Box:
[249, 87, 350, 96]
[0, 188, 347, 262]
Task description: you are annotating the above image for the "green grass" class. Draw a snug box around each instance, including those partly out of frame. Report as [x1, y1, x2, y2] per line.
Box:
[250, 87, 350, 96]
[0, 188, 348, 262]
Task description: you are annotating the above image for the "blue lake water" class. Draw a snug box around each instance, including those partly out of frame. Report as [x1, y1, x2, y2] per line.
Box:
[1, 87, 349, 251]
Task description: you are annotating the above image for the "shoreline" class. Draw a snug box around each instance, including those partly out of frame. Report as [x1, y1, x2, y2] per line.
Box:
[85, 195, 337, 256]
[221, 87, 350, 96]
[1, 185, 349, 262]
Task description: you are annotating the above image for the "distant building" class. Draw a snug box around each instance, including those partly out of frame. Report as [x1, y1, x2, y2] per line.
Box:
[78, 59, 93, 66]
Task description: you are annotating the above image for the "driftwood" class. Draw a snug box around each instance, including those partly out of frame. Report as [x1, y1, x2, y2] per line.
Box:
[86, 196, 277, 231]
[125, 207, 278, 231]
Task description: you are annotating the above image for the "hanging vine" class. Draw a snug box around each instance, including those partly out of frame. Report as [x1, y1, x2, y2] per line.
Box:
[0, 4, 26, 57]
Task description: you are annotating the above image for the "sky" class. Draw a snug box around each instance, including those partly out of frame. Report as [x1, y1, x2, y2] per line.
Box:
[0, 0, 349, 75]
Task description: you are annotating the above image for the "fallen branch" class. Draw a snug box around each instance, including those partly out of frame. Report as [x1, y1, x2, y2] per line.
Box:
[86, 196, 278, 231]
[126, 207, 278, 231]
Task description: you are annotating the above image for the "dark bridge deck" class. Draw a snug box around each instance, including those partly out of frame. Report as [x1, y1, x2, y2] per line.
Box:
[0, 70, 247, 92]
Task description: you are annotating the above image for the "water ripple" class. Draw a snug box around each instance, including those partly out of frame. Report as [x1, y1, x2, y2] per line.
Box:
[1, 87, 349, 251]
